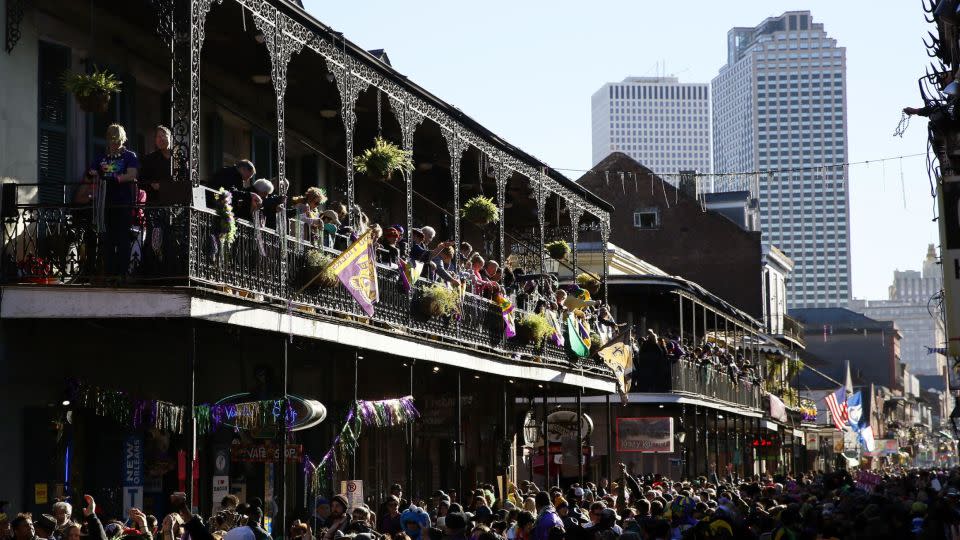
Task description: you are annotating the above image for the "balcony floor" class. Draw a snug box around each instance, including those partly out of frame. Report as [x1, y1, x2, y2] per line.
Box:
[0, 285, 615, 392]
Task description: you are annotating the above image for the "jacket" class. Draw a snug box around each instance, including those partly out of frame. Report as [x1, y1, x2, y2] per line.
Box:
[533, 507, 564, 540]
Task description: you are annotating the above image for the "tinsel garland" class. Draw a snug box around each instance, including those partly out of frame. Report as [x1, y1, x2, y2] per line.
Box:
[69, 380, 296, 435]
[309, 396, 419, 494]
[214, 188, 237, 246]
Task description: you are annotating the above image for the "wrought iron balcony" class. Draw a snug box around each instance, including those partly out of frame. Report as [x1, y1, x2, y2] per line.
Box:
[780, 314, 806, 348]
[1, 195, 612, 380]
[630, 357, 762, 410]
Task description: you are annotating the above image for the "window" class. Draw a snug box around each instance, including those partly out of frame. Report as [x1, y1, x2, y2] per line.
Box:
[633, 208, 660, 229]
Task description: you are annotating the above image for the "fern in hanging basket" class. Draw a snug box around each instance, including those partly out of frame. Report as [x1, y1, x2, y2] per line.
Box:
[420, 283, 461, 318]
[299, 249, 338, 289]
[515, 313, 556, 346]
[62, 66, 122, 113]
[353, 136, 413, 181]
[576, 272, 601, 295]
[461, 195, 500, 225]
[545, 240, 570, 261]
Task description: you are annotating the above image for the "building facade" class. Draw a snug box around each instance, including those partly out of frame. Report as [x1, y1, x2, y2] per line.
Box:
[849, 245, 946, 377]
[712, 11, 850, 309]
[591, 77, 711, 173]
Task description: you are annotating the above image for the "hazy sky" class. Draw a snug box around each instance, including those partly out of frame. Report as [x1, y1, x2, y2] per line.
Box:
[303, 0, 939, 301]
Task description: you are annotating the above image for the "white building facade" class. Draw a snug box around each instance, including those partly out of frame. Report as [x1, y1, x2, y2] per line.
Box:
[591, 77, 711, 174]
[849, 245, 947, 377]
[712, 11, 850, 309]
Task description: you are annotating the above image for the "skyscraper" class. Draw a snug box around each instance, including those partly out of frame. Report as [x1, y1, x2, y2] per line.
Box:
[591, 77, 711, 173]
[712, 11, 849, 308]
[849, 245, 946, 377]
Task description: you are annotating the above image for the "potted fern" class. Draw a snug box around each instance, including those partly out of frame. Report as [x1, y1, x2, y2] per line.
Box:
[354, 136, 413, 181]
[515, 313, 556, 346]
[420, 283, 461, 318]
[299, 249, 338, 290]
[461, 195, 499, 225]
[545, 240, 570, 261]
[62, 66, 122, 113]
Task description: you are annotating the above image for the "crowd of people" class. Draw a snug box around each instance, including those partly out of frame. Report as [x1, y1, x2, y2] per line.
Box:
[66, 122, 624, 347]
[8, 467, 960, 540]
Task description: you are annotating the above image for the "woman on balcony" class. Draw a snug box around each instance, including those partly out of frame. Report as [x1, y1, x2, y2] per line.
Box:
[87, 124, 139, 278]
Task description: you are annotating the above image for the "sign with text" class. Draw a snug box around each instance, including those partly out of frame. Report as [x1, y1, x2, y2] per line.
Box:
[855, 470, 882, 492]
[616, 417, 674, 453]
[231, 443, 302, 463]
[340, 480, 364, 509]
[212, 476, 230, 509]
[123, 436, 144, 516]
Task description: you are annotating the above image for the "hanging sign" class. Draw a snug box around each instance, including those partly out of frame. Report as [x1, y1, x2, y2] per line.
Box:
[546, 410, 593, 443]
[123, 436, 144, 515]
[938, 177, 960, 358]
[616, 417, 674, 453]
[231, 442, 303, 463]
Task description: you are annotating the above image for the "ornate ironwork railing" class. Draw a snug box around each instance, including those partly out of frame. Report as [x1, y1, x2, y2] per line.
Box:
[629, 355, 761, 409]
[0, 195, 613, 380]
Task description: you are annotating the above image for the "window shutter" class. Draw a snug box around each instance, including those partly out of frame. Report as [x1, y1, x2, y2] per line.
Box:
[38, 41, 71, 204]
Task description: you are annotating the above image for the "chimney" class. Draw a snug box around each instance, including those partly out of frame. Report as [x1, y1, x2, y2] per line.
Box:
[678, 170, 698, 199]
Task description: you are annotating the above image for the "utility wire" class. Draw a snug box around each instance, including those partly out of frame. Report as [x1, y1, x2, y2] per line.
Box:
[550, 152, 927, 178]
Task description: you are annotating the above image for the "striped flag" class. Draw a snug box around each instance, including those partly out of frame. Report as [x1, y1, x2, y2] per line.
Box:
[824, 387, 849, 431]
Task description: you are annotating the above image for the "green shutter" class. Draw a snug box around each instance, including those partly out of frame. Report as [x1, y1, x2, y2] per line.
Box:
[37, 41, 71, 204]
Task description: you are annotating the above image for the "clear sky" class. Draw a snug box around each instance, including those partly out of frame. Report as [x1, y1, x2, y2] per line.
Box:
[303, 0, 939, 301]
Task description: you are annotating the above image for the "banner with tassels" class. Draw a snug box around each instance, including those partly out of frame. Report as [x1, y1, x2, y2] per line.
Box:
[68, 380, 296, 436]
[307, 396, 419, 495]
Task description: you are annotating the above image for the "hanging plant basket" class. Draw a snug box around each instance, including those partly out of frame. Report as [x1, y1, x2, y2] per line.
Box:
[76, 92, 112, 114]
[62, 66, 122, 114]
[576, 272, 601, 296]
[419, 283, 461, 318]
[354, 136, 413, 181]
[461, 195, 500, 225]
[515, 313, 556, 346]
[545, 240, 570, 261]
[299, 249, 338, 290]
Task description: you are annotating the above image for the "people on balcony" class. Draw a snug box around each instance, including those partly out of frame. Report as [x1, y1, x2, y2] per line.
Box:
[379, 225, 403, 266]
[234, 179, 284, 229]
[319, 210, 340, 249]
[88, 124, 140, 277]
[140, 125, 176, 206]
[209, 160, 256, 194]
[290, 187, 328, 244]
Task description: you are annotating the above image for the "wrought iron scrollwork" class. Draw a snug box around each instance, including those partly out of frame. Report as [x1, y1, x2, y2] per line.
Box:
[146, 0, 175, 47]
[444, 127, 466, 259]
[4, 0, 26, 54]
[494, 162, 509, 263]
[599, 217, 610, 303]
[568, 202, 584, 273]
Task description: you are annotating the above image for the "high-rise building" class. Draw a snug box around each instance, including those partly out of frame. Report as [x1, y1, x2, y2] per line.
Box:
[849, 245, 947, 377]
[591, 77, 711, 173]
[712, 11, 850, 308]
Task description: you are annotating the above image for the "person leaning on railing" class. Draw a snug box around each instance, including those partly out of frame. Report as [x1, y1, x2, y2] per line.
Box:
[87, 124, 140, 278]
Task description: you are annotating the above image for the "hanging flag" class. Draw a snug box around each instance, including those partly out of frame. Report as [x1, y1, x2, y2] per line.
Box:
[566, 316, 589, 358]
[328, 230, 379, 316]
[495, 294, 516, 339]
[397, 258, 424, 293]
[546, 310, 565, 347]
[597, 330, 634, 404]
[926, 346, 948, 356]
[846, 391, 863, 428]
[857, 423, 876, 452]
[824, 387, 849, 431]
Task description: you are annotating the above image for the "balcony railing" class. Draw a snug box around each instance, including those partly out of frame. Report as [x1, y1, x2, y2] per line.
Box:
[781, 314, 806, 347]
[631, 358, 762, 409]
[1, 194, 610, 379]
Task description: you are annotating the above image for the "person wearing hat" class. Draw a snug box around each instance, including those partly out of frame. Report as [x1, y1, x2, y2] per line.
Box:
[379, 226, 403, 266]
[321, 496, 351, 540]
[399, 506, 430, 540]
[33, 514, 56, 540]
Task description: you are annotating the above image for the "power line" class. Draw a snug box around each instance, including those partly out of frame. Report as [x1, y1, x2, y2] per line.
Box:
[550, 152, 928, 178]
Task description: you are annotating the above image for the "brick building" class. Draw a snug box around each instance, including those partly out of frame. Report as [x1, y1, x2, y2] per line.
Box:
[577, 152, 763, 319]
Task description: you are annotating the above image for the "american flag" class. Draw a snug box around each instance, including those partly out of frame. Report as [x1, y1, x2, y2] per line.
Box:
[824, 387, 848, 431]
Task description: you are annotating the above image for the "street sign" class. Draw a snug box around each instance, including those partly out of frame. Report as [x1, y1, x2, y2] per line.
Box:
[123, 436, 144, 516]
[341, 480, 364, 509]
